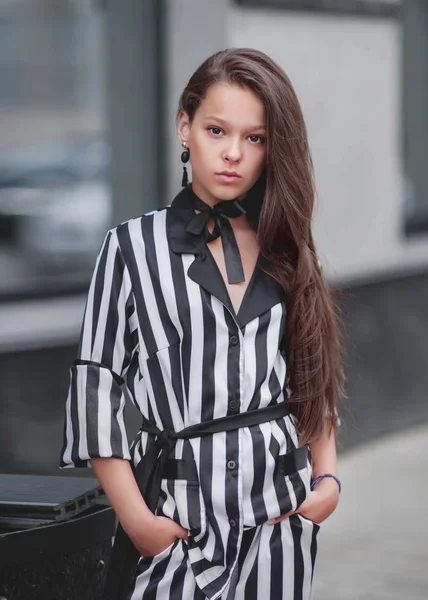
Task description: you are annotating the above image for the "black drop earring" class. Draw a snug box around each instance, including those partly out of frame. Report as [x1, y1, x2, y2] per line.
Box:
[181, 141, 190, 187]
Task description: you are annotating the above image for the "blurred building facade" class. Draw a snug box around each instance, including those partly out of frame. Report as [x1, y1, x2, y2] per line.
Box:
[1, 0, 427, 474]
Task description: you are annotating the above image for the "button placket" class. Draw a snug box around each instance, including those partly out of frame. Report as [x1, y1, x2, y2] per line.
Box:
[227, 328, 241, 413]
[223, 323, 243, 541]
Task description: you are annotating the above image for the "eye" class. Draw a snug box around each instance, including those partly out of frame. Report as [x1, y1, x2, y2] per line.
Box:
[208, 127, 224, 136]
[248, 135, 265, 144]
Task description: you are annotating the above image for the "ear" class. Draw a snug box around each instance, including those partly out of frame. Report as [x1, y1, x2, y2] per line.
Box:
[177, 110, 190, 145]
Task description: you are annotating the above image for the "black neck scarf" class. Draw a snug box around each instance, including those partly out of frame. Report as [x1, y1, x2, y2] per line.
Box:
[185, 180, 264, 284]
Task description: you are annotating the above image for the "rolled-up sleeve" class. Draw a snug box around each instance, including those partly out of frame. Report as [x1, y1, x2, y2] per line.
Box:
[60, 228, 138, 468]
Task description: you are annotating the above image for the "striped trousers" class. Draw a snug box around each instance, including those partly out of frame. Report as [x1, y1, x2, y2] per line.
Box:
[128, 514, 319, 600]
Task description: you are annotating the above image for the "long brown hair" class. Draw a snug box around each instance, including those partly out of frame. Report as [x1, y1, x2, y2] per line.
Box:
[178, 48, 346, 444]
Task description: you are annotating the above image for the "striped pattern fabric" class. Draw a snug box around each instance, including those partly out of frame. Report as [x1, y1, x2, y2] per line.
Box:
[129, 515, 319, 600]
[60, 186, 319, 600]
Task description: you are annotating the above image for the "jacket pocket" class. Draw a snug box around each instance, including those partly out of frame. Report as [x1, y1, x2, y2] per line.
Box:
[296, 512, 321, 528]
[157, 475, 207, 541]
[275, 444, 312, 516]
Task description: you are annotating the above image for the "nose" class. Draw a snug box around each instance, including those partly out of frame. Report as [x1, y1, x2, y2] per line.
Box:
[223, 137, 242, 164]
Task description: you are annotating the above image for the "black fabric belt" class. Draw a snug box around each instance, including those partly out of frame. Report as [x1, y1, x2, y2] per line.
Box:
[102, 401, 290, 600]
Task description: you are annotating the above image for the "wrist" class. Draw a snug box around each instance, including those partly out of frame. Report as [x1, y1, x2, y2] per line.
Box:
[120, 505, 157, 538]
[311, 472, 341, 494]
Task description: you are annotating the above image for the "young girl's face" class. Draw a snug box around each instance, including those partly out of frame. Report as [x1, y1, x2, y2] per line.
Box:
[178, 82, 266, 204]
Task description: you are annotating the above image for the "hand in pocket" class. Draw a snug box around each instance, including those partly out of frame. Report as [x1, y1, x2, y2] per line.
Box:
[128, 515, 188, 557]
[267, 482, 340, 526]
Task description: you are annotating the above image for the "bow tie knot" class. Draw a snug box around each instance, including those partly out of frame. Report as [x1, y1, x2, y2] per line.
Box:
[185, 191, 249, 284]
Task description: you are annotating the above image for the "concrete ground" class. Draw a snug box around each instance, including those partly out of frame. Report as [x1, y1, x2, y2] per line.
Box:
[313, 423, 428, 600]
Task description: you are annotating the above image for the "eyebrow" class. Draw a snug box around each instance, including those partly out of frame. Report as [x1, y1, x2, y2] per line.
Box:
[204, 116, 266, 130]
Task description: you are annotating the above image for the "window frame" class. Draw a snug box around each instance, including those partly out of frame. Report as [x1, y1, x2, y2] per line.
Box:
[401, 0, 428, 237]
[233, 0, 400, 18]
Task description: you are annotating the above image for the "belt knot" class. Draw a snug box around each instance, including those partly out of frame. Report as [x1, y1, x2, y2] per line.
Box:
[155, 428, 176, 452]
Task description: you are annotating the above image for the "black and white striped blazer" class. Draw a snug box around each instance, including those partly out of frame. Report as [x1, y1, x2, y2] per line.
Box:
[60, 185, 313, 599]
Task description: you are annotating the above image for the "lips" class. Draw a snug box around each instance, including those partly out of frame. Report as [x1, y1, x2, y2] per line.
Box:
[216, 171, 241, 178]
[215, 171, 242, 184]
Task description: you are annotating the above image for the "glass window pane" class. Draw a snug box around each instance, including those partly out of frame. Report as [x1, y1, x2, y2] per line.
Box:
[0, 0, 111, 298]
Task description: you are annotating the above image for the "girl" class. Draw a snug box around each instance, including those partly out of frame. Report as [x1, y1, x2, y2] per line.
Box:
[60, 48, 345, 600]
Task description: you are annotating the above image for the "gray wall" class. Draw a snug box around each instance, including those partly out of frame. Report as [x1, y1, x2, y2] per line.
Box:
[164, 0, 228, 203]
[227, 3, 428, 284]
[336, 272, 428, 451]
[106, 0, 163, 221]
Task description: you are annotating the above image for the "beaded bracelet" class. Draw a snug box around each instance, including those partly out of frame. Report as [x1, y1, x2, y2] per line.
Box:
[311, 473, 341, 494]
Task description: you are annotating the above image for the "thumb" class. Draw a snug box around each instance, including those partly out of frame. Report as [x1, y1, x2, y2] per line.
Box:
[267, 510, 296, 525]
[174, 523, 189, 540]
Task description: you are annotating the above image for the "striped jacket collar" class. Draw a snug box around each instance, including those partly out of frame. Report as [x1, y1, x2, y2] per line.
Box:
[166, 186, 285, 327]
